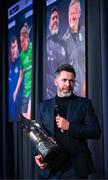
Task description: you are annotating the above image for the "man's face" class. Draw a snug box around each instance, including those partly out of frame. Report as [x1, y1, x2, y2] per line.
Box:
[49, 10, 59, 35]
[20, 33, 28, 51]
[11, 40, 18, 62]
[68, 2, 81, 32]
[54, 71, 75, 97]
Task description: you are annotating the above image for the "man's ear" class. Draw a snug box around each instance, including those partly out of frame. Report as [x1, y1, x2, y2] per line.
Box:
[54, 78, 58, 87]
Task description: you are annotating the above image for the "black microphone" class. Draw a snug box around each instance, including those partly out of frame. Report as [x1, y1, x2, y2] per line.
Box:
[54, 104, 65, 133]
[55, 104, 60, 116]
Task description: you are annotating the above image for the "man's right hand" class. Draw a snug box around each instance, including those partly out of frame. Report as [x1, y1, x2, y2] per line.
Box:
[35, 155, 48, 169]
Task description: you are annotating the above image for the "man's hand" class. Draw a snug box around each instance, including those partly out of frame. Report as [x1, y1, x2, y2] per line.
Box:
[13, 90, 17, 102]
[35, 155, 47, 169]
[56, 115, 69, 130]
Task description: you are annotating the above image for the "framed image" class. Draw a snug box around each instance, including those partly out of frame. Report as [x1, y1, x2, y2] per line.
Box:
[8, 0, 33, 121]
[44, 0, 86, 99]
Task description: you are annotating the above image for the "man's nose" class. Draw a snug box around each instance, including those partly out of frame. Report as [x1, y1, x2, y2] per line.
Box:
[66, 80, 70, 86]
[72, 12, 76, 18]
[53, 19, 57, 23]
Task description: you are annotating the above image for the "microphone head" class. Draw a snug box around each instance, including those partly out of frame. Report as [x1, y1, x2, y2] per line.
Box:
[54, 105, 67, 119]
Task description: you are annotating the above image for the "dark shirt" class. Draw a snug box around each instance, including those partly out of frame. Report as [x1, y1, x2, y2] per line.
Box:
[54, 95, 75, 155]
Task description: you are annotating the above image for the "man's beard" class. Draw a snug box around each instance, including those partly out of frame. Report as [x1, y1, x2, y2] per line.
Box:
[50, 28, 59, 35]
[69, 20, 79, 32]
[60, 90, 72, 97]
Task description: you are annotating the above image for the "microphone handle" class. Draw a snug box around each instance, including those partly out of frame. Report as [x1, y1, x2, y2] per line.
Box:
[57, 113, 64, 133]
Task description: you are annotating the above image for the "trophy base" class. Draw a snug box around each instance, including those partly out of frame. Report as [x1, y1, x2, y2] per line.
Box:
[43, 146, 69, 170]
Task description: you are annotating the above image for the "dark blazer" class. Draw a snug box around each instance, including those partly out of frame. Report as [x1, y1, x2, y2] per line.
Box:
[36, 94, 101, 178]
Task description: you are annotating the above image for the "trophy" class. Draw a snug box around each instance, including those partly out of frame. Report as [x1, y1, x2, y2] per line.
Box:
[20, 114, 68, 169]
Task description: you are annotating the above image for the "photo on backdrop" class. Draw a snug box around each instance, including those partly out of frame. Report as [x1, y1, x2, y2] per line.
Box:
[45, 0, 86, 99]
[8, 0, 33, 122]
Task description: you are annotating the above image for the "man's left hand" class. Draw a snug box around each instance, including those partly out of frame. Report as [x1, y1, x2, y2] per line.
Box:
[56, 115, 69, 130]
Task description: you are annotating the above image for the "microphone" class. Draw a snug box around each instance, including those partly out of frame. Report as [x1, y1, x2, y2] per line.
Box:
[55, 105, 64, 133]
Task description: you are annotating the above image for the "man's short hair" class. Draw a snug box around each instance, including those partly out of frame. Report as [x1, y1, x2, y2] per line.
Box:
[11, 36, 17, 44]
[20, 23, 30, 35]
[55, 64, 76, 77]
[51, 6, 58, 14]
[69, 0, 81, 12]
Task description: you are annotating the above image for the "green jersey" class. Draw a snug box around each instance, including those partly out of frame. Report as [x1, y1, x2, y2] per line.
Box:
[20, 42, 32, 97]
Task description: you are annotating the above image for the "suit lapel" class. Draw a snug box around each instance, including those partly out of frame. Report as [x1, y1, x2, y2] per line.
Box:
[47, 98, 56, 136]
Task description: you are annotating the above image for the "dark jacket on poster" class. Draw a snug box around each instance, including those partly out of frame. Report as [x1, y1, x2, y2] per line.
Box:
[63, 26, 85, 96]
[9, 56, 21, 121]
[46, 34, 67, 98]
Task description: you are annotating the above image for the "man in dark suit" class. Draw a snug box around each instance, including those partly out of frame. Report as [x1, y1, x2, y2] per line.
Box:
[35, 64, 101, 179]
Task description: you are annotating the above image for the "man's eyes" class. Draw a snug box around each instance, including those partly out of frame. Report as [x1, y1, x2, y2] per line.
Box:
[70, 80, 75, 83]
[52, 16, 58, 20]
[62, 79, 75, 83]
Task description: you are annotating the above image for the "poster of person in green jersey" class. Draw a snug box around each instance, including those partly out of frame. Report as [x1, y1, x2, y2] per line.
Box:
[13, 23, 32, 120]
[8, 0, 33, 121]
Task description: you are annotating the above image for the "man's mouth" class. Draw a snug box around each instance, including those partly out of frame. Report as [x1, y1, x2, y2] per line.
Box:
[63, 89, 71, 92]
